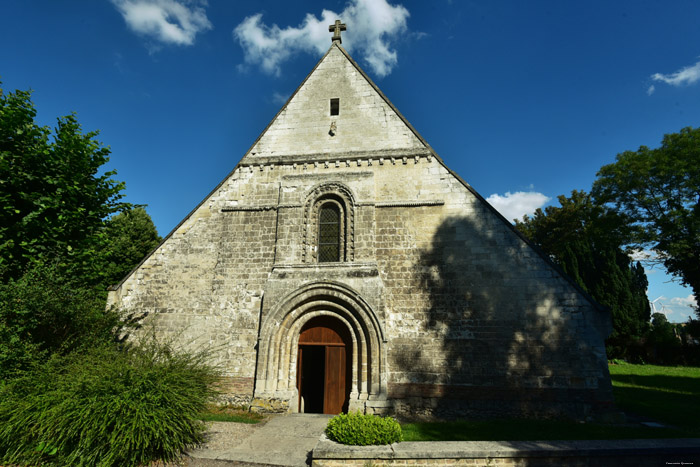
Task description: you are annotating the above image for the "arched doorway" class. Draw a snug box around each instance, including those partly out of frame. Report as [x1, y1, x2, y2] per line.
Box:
[252, 281, 387, 414]
[297, 316, 352, 414]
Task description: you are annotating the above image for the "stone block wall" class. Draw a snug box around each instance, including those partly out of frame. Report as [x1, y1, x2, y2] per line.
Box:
[107, 42, 613, 418]
[108, 169, 280, 407]
[108, 152, 612, 418]
[370, 159, 611, 419]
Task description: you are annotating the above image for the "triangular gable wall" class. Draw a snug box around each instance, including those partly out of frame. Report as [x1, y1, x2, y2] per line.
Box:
[110, 44, 604, 314]
[242, 44, 426, 161]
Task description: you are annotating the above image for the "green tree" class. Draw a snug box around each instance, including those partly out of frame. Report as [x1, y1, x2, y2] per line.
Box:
[515, 191, 651, 355]
[684, 318, 700, 344]
[592, 127, 700, 316]
[0, 263, 125, 379]
[0, 84, 212, 466]
[649, 312, 677, 347]
[101, 207, 162, 288]
[0, 85, 129, 284]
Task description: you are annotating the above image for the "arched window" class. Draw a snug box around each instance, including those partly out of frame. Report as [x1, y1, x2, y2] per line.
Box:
[302, 183, 355, 264]
[318, 203, 341, 262]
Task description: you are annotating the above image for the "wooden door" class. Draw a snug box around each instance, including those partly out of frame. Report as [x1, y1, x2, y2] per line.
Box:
[297, 316, 351, 414]
[324, 346, 347, 414]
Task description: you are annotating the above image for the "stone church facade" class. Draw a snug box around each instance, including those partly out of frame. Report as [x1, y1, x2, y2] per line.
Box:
[108, 27, 614, 419]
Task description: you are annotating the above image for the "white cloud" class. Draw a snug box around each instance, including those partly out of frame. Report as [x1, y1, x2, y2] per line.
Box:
[233, 0, 410, 78]
[629, 249, 658, 263]
[486, 191, 550, 223]
[651, 294, 697, 323]
[650, 59, 700, 89]
[670, 294, 697, 309]
[646, 84, 655, 95]
[270, 91, 290, 106]
[112, 0, 212, 46]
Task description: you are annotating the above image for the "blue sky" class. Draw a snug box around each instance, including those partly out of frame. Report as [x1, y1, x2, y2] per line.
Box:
[1, 0, 698, 321]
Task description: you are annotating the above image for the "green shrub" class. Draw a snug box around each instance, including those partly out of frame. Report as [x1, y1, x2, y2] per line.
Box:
[325, 412, 402, 446]
[0, 263, 129, 380]
[0, 340, 219, 466]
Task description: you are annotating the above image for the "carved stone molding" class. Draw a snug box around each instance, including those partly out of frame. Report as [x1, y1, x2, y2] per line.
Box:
[302, 182, 356, 263]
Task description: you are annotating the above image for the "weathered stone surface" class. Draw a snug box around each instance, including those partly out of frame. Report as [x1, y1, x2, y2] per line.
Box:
[312, 436, 700, 467]
[107, 42, 613, 420]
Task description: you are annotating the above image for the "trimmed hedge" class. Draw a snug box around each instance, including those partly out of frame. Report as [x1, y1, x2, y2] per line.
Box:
[325, 412, 402, 446]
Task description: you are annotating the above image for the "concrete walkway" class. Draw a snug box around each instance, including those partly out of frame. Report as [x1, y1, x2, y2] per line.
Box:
[188, 414, 332, 467]
[181, 414, 700, 467]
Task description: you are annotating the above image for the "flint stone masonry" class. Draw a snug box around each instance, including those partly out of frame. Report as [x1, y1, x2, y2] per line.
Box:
[107, 41, 614, 419]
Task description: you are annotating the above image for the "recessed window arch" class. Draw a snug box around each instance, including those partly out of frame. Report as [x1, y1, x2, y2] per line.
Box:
[318, 201, 342, 262]
[302, 183, 355, 263]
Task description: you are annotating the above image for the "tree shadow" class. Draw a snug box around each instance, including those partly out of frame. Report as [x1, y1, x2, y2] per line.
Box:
[610, 374, 699, 395]
[391, 215, 613, 420]
[609, 374, 699, 433]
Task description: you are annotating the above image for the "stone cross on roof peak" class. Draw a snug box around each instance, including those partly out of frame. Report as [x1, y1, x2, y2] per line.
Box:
[329, 20, 346, 44]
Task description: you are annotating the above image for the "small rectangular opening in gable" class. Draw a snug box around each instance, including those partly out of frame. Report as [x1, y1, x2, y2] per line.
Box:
[330, 98, 339, 116]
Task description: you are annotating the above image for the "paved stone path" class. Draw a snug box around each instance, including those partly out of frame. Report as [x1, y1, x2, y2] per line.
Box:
[188, 414, 332, 467]
[178, 412, 700, 466]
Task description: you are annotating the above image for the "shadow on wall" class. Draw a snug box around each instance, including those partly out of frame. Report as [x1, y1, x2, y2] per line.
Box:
[392, 215, 612, 420]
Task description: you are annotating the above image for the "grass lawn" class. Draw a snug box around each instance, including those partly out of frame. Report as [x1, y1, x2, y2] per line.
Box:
[402, 362, 700, 441]
[200, 363, 699, 442]
[608, 362, 700, 436]
[401, 418, 683, 441]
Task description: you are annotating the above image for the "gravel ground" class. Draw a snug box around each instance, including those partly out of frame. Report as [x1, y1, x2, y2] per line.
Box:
[198, 420, 267, 452]
[155, 420, 271, 466]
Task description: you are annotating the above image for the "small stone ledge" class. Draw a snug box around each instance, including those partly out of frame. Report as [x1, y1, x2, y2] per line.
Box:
[221, 203, 303, 212]
[221, 205, 278, 212]
[282, 171, 373, 181]
[312, 436, 700, 463]
[245, 149, 432, 166]
[376, 200, 444, 208]
[272, 262, 378, 271]
[314, 436, 394, 460]
[221, 200, 444, 212]
[237, 152, 437, 175]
